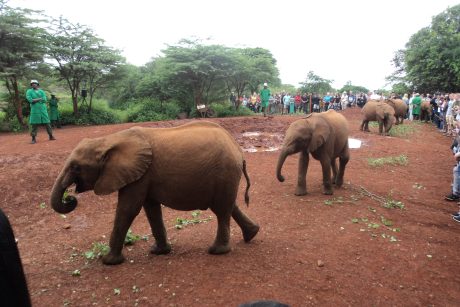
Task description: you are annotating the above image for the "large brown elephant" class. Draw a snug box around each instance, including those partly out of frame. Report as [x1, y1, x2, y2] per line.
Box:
[385, 98, 408, 125]
[276, 110, 350, 196]
[50, 121, 259, 265]
[361, 100, 396, 135]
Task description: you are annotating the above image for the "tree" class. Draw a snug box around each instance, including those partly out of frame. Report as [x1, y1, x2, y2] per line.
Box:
[46, 17, 119, 115]
[225, 47, 280, 108]
[390, 4, 460, 93]
[298, 71, 333, 95]
[0, 1, 45, 126]
[338, 81, 369, 94]
[107, 64, 142, 107]
[154, 39, 232, 110]
[84, 45, 125, 113]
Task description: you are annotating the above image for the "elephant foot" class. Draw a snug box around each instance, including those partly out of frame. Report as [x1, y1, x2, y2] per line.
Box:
[208, 244, 231, 255]
[295, 187, 307, 196]
[323, 187, 333, 195]
[335, 178, 343, 188]
[242, 224, 260, 243]
[102, 253, 125, 265]
[364, 129, 370, 133]
[150, 243, 171, 255]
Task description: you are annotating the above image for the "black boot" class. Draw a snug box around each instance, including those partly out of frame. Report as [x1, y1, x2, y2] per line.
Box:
[30, 136, 36, 144]
[49, 135, 56, 141]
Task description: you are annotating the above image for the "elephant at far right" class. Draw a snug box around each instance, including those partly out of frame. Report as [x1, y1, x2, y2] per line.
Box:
[361, 100, 396, 136]
[384, 98, 408, 125]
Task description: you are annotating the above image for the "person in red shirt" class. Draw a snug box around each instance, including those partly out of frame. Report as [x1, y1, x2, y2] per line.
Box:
[294, 92, 302, 113]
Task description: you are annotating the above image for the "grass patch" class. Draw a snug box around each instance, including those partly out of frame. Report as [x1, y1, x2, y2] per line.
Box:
[367, 155, 408, 167]
[368, 121, 417, 137]
[388, 124, 417, 137]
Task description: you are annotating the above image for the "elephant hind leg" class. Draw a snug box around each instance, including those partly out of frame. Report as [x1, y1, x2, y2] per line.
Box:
[331, 158, 338, 184]
[143, 202, 171, 255]
[335, 148, 350, 188]
[208, 207, 232, 255]
[232, 205, 259, 243]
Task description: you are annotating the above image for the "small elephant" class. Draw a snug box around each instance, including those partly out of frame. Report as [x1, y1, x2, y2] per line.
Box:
[385, 98, 408, 125]
[276, 110, 350, 196]
[420, 101, 432, 122]
[50, 121, 259, 265]
[361, 100, 396, 135]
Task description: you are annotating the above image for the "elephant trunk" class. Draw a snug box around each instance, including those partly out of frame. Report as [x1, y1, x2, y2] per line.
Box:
[276, 149, 289, 182]
[50, 168, 78, 214]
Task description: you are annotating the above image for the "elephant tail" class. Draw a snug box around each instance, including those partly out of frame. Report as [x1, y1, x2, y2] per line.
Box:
[243, 160, 251, 206]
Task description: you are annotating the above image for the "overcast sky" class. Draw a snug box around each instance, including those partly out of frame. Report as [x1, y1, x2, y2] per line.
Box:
[9, 0, 460, 90]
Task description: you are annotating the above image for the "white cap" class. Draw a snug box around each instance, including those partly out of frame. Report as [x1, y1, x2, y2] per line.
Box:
[263, 82, 268, 86]
[30, 80, 39, 85]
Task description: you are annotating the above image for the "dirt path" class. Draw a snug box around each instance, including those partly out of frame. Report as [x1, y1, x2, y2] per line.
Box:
[0, 108, 459, 306]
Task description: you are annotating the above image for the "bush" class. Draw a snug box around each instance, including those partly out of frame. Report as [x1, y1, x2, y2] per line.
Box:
[208, 103, 253, 118]
[60, 99, 123, 126]
[126, 99, 180, 122]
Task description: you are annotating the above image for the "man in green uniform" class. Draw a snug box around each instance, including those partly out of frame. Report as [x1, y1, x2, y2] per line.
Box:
[260, 82, 270, 117]
[26, 80, 55, 144]
[411, 93, 422, 120]
[49, 94, 61, 128]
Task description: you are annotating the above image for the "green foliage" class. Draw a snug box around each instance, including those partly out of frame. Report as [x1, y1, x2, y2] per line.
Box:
[390, 82, 411, 96]
[398, 5, 460, 93]
[61, 104, 121, 126]
[124, 229, 141, 246]
[338, 82, 369, 94]
[383, 198, 405, 209]
[388, 123, 417, 137]
[205, 102, 253, 118]
[298, 71, 333, 94]
[84, 242, 110, 260]
[45, 17, 125, 115]
[367, 155, 408, 167]
[127, 99, 180, 122]
[175, 210, 212, 229]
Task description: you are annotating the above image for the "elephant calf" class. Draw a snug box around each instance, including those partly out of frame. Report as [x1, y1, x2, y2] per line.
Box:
[361, 100, 396, 135]
[385, 98, 408, 125]
[276, 110, 350, 196]
[420, 101, 433, 122]
[50, 121, 259, 265]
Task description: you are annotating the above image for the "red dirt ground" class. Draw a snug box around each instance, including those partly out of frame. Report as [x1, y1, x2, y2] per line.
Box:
[1, 107, 459, 306]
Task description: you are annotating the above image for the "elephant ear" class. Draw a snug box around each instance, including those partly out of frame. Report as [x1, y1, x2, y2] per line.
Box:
[94, 127, 152, 195]
[309, 118, 331, 153]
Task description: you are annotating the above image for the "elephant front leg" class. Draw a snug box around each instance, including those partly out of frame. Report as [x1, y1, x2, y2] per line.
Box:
[362, 120, 370, 132]
[378, 121, 384, 135]
[143, 203, 171, 255]
[320, 158, 333, 195]
[102, 188, 143, 265]
[295, 151, 309, 196]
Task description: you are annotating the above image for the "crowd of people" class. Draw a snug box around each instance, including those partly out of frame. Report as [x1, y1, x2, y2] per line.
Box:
[230, 89, 369, 115]
[420, 92, 460, 223]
